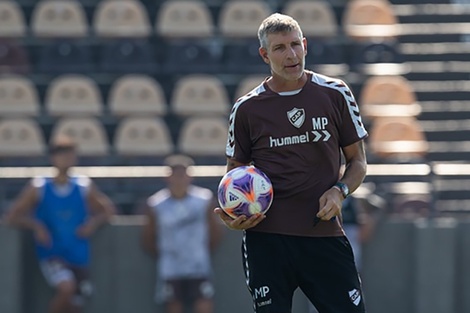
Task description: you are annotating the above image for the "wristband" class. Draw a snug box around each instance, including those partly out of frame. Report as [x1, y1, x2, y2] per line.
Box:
[334, 182, 349, 199]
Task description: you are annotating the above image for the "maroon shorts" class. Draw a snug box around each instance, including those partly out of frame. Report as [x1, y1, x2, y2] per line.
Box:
[242, 231, 366, 313]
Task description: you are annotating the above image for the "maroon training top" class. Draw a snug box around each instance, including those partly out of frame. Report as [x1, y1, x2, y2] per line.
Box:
[226, 71, 368, 237]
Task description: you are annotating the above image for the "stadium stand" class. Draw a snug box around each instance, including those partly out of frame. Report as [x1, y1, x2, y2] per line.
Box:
[0, 0, 469, 215]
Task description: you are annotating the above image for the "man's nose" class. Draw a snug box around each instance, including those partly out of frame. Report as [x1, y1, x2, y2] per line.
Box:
[286, 47, 297, 58]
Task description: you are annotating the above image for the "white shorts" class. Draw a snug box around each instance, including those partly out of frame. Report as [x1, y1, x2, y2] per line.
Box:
[39, 259, 93, 304]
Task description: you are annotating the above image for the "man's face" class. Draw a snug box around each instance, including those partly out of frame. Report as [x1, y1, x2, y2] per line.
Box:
[167, 166, 192, 194]
[50, 149, 77, 171]
[259, 30, 307, 81]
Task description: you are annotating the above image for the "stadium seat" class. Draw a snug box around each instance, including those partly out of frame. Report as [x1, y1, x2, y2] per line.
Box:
[368, 117, 429, 162]
[93, 0, 151, 37]
[177, 116, 228, 156]
[223, 38, 268, 74]
[0, 118, 46, 156]
[161, 40, 221, 74]
[44, 74, 103, 116]
[233, 74, 267, 102]
[349, 40, 406, 75]
[108, 74, 167, 116]
[114, 117, 174, 156]
[0, 39, 30, 74]
[342, 0, 399, 41]
[99, 38, 157, 74]
[31, 0, 88, 37]
[0, 0, 27, 37]
[171, 74, 230, 117]
[156, 1, 219, 73]
[50, 117, 109, 156]
[0, 75, 40, 116]
[219, 0, 272, 38]
[306, 40, 348, 76]
[283, 0, 338, 38]
[359, 75, 421, 120]
[36, 39, 94, 74]
[155, 0, 214, 38]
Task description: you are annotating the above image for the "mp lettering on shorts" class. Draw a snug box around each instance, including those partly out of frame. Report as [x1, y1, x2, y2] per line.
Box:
[311, 117, 331, 142]
[287, 107, 305, 128]
[254, 286, 270, 299]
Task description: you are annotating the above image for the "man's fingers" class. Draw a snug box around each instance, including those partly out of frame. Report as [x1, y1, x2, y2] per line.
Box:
[214, 208, 265, 230]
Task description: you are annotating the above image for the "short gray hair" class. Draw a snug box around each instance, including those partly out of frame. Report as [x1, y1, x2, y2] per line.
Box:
[258, 13, 303, 49]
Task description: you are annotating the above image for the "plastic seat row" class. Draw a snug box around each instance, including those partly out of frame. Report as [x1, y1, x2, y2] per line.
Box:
[0, 114, 428, 163]
[0, 73, 266, 117]
[0, 116, 228, 158]
[2, 73, 419, 120]
[0, 0, 398, 41]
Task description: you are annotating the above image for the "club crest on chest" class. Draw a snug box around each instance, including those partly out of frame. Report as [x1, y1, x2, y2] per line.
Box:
[287, 107, 305, 128]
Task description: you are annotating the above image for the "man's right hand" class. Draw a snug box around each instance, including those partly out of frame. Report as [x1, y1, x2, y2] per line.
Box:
[34, 223, 51, 247]
[213, 208, 266, 230]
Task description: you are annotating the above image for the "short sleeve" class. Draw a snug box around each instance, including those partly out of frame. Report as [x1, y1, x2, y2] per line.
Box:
[226, 101, 252, 163]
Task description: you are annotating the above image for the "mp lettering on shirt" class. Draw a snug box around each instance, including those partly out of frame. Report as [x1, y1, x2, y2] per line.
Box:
[226, 71, 368, 237]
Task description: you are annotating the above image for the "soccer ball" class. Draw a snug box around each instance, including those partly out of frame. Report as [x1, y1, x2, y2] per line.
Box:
[217, 166, 274, 219]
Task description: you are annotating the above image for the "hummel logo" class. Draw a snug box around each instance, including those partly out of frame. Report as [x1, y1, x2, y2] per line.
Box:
[311, 130, 331, 142]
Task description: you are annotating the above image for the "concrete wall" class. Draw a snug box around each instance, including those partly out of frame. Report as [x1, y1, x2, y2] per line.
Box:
[1, 218, 469, 313]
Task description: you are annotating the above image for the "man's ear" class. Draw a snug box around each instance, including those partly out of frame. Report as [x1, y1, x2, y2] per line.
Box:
[303, 37, 308, 56]
[259, 47, 269, 64]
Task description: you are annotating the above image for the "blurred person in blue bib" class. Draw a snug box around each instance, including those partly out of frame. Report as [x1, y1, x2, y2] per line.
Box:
[6, 135, 116, 313]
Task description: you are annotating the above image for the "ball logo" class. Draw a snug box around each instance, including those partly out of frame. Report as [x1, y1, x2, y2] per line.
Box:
[229, 192, 239, 202]
[218, 166, 273, 219]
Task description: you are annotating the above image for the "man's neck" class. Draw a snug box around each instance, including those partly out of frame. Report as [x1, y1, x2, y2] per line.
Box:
[267, 71, 307, 93]
[54, 172, 70, 185]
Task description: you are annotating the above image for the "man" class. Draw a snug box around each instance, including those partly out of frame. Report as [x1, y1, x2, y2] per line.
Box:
[214, 13, 368, 313]
[6, 135, 116, 313]
[141, 154, 223, 313]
